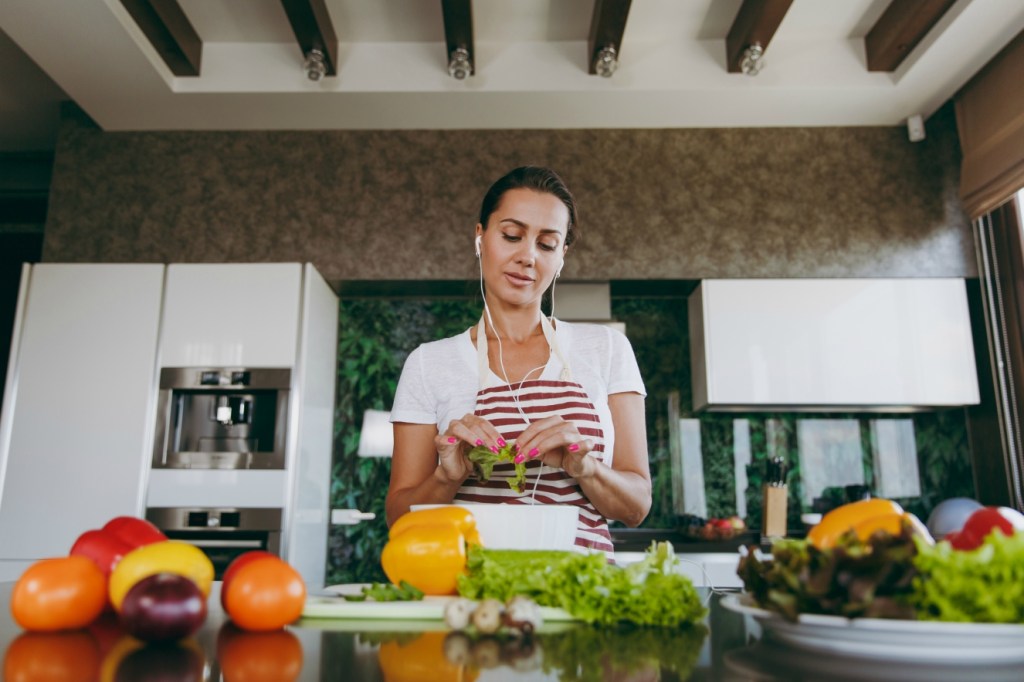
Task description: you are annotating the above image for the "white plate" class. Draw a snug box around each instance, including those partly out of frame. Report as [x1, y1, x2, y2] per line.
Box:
[301, 584, 574, 623]
[721, 594, 1024, 665]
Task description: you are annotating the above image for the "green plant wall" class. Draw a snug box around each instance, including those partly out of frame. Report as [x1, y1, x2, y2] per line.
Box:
[328, 295, 976, 583]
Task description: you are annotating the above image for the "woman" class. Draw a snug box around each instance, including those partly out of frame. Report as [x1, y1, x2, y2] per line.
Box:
[385, 166, 651, 556]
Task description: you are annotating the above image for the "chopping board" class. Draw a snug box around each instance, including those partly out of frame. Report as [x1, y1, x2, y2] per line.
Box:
[301, 584, 574, 622]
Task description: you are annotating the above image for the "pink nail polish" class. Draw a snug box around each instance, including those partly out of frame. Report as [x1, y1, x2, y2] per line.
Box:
[491, 446, 500, 454]
[568, 443, 580, 452]
[496, 438, 506, 447]
[447, 437, 457, 444]
[514, 454, 526, 464]
[528, 447, 539, 458]
[475, 439, 484, 446]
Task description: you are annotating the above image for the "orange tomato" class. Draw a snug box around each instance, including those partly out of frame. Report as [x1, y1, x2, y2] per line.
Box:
[3, 630, 102, 682]
[217, 623, 303, 682]
[222, 557, 306, 631]
[11, 556, 107, 631]
[220, 550, 277, 610]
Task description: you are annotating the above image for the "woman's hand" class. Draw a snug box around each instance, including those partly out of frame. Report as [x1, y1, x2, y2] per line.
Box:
[513, 416, 597, 479]
[435, 414, 506, 483]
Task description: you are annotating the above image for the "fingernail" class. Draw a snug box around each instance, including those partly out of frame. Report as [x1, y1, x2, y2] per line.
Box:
[496, 438, 506, 447]
[568, 443, 580, 452]
[512, 443, 519, 452]
[528, 447, 539, 458]
[491, 446, 500, 454]
[447, 437, 457, 444]
[475, 439, 484, 446]
[514, 454, 526, 464]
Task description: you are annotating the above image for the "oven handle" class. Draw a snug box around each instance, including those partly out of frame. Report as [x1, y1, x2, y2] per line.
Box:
[186, 539, 265, 549]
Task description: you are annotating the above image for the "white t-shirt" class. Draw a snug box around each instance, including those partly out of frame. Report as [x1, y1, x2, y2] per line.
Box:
[390, 320, 646, 465]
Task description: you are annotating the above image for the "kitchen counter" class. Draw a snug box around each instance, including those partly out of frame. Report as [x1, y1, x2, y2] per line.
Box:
[0, 582, 1010, 681]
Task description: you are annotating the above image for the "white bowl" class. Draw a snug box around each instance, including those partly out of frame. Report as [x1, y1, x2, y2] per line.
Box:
[410, 503, 579, 551]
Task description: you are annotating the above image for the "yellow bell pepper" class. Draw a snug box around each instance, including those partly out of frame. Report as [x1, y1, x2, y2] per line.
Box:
[381, 521, 468, 596]
[378, 631, 479, 682]
[806, 498, 904, 549]
[389, 506, 482, 547]
[851, 511, 934, 545]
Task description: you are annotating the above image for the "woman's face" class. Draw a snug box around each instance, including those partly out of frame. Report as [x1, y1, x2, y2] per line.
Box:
[477, 188, 569, 308]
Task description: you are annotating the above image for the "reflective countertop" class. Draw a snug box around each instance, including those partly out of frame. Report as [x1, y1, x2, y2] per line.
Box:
[1, 583, 1016, 681]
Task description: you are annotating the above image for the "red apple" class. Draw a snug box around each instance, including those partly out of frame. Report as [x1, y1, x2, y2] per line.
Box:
[71, 529, 134, 576]
[102, 516, 167, 549]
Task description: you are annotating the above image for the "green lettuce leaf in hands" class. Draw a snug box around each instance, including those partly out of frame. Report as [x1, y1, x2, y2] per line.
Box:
[467, 441, 526, 492]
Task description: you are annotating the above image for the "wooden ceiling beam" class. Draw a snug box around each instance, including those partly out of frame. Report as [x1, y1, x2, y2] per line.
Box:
[441, 0, 474, 75]
[119, 0, 201, 76]
[588, 0, 632, 74]
[725, 0, 794, 73]
[865, 0, 958, 72]
[280, 0, 338, 77]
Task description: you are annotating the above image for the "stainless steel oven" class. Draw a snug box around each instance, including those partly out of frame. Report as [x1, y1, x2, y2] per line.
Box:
[146, 507, 282, 579]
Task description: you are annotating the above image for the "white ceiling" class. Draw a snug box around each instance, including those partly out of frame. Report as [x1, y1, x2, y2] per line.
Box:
[1, 0, 1023, 151]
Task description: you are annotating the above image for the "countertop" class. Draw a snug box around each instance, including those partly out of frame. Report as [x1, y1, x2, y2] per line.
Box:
[0, 581, 1011, 681]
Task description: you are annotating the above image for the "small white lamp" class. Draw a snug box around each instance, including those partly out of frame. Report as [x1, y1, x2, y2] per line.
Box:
[357, 409, 394, 458]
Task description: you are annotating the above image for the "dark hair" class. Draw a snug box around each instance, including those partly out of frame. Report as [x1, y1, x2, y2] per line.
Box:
[478, 166, 579, 247]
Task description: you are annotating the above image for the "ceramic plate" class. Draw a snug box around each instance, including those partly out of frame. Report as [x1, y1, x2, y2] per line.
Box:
[721, 594, 1024, 665]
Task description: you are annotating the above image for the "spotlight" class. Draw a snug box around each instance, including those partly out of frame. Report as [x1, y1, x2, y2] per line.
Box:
[593, 45, 618, 78]
[304, 48, 327, 81]
[740, 43, 764, 76]
[447, 47, 472, 80]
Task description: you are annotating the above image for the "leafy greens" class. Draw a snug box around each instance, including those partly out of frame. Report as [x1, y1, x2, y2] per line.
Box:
[737, 522, 1024, 623]
[456, 541, 707, 627]
[467, 441, 526, 492]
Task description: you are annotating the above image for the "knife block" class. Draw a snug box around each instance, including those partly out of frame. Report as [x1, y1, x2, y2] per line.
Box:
[761, 484, 788, 538]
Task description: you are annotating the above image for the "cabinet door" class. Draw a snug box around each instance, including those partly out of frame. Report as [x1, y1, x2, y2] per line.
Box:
[0, 264, 164, 559]
[160, 264, 302, 368]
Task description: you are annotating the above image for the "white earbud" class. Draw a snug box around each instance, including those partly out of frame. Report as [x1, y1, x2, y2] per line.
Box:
[475, 235, 482, 258]
[556, 262, 563, 278]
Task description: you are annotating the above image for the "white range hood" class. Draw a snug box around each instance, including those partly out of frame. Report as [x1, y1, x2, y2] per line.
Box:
[688, 279, 981, 412]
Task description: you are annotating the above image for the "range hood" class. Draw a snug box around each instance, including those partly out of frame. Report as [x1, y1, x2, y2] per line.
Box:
[688, 279, 981, 412]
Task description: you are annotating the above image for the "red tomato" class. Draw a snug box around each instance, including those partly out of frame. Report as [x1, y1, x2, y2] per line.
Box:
[11, 556, 108, 632]
[70, 529, 134, 576]
[217, 624, 303, 682]
[946, 529, 980, 551]
[222, 557, 306, 632]
[101, 517, 167, 549]
[220, 551, 277, 610]
[2, 630, 102, 682]
[955, 506, 1024, 550]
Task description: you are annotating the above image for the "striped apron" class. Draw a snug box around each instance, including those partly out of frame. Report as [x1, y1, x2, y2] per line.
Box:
[453, 316, 615, 557]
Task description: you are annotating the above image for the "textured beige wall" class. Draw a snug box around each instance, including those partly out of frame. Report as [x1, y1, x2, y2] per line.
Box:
[44, 104, 974, 283]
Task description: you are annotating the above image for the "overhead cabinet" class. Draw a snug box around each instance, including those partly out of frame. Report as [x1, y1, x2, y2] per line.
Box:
[688, 279, 981, 411]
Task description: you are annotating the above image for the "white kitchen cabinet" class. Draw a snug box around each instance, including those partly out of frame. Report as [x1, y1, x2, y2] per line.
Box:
[0, 264, 164, 579]
[159, 263, 303, 368]
[689, 279, 981, 411]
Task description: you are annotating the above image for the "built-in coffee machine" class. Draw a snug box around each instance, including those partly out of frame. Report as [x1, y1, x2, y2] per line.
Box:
[151, 367, 290, 470]
[148, 367, 291, 577]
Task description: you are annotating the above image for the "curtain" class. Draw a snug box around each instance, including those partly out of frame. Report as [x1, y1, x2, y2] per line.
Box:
[971, 193, 1024, 509]
[956, 30, 1024, 220]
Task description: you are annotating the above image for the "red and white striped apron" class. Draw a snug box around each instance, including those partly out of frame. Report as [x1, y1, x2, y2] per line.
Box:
[453, 316, 615, 558]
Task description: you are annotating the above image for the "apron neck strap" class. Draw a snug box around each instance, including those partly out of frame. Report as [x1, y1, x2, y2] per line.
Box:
[476, 315, 572, 390]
